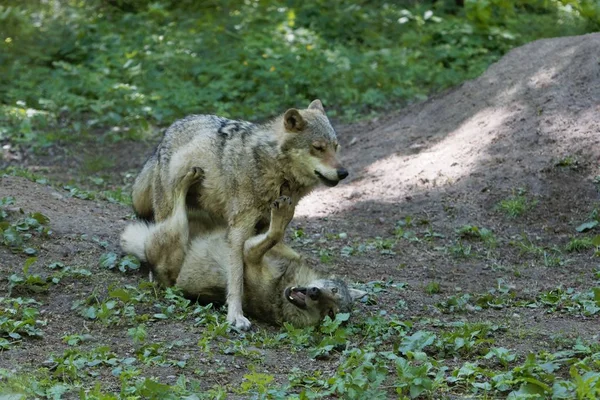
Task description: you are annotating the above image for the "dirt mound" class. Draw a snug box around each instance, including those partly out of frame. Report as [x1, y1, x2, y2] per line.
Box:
[298, 32, 600, 218]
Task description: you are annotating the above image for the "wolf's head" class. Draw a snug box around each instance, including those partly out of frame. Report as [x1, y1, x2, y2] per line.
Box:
[280, 100, 349, 188]
[281, 278, 367, 327]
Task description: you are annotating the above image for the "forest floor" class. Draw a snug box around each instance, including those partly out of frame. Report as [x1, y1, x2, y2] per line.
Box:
[1, 33, 600, 399]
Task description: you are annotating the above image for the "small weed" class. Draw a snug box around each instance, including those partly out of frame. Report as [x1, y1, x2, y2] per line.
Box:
[543, 250, 567, 267]
[8, 258, 49, 295]
[81, 155, 115, 174]
[422, 227, 445, 241]
[484, 347, 517, 368]
[498, 190, 537, 218]
[62, 333, 93, 346]
[128, 324, 148, 345]
[0, 297, 46, 349]
[437, 294, 479, 314]
[437, 322, 496, 357]
[450, 240, 472, 258]
[565, 237, 593, 253]
[238, 368, 277, 398]
[63, 184, 96, 200]
[425, 282, 441, 294]
[100, 252, 141, 273]
[318, 249, 333, 263]
[511, 233, 544, 256]
[456, 224, 496, 247]
[394, 356, 441, 398]
[532, 287, 600, 316]
[555, 155, 580, 170]
[0, 211, 51, 255]
[293, 228, 305, 239]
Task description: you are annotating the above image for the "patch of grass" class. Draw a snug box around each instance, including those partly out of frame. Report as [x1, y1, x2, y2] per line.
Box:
[1, 167, 132, 205]
[425, 282, 441, 295]
[510, 233, 566, 267]
[318, 248, 334, 263]
[565, 237, 594, 253]
[449, 240, 473, 258]
[437, 322, 497, 357]
[555, 155, 580, 169]
[81, 155, 116, 175]
[456, 224, 496, 247]
[498, 191, 538, 218]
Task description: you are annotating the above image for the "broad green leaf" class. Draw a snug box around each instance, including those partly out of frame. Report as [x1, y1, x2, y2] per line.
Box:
[118, 255, 140, 272]
[398, 331, 436, 355]
[99, 252, 118, 269]
[31, 212, 50, 225]
[109, 288, 132, 303]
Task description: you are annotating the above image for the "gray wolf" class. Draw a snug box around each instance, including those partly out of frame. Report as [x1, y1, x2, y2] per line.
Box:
[130, 100, 348, 330]
[121, 167, 366, 328]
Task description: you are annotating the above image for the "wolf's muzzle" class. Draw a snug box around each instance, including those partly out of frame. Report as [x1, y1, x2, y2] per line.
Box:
[308, 287, 320, 300]
[337, 168, 348, 180]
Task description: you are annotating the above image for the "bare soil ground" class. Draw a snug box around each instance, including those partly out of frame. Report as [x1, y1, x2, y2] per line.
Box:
[1, 33, 599, 398]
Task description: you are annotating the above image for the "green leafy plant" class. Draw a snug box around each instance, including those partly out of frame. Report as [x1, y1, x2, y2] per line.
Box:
[0, 297, 45, 349]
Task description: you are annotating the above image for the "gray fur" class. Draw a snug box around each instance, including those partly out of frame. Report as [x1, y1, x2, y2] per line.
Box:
[130, 100, 348, 330]
[122, 167, 365, 328]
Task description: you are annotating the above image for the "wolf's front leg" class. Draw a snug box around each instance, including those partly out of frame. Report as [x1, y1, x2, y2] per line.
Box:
[244, 196, 295, 265]
[226, 222, 256, 331]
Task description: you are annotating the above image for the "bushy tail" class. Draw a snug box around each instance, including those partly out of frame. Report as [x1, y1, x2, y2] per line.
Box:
[120, 222, 152, 262]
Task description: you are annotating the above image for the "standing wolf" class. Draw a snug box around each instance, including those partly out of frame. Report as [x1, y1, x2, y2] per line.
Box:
[122, 167, 366, 327]
[131, 100, 348, 330]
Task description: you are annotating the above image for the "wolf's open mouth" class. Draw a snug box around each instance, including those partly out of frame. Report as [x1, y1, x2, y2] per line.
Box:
[285, 287, 308, 309]
[314, 171, 339, 187]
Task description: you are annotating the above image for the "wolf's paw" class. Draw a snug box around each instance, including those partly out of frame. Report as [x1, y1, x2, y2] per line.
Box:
[186, 166, 204, 182]
[271, 195, 292, 210]
[270, 195, 294, 228]
[227, 312, 252, 331]
[177, 167, 204, 191]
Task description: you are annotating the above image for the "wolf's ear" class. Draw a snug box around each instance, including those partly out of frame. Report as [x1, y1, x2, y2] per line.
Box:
[349, 288, 368, 301]
[284, 109, 306, 132]
[308, 99, 325, 114]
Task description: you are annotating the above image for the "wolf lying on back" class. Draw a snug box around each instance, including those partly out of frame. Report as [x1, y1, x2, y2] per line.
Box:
[121, 167, 366, 328]
[130, 100, 348, 330]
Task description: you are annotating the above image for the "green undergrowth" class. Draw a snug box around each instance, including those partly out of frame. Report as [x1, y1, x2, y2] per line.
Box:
[1, 167, 132, 206]
[1, 0, 599, 152]
[1, 283, 600, 398]
[1, 255, 600, 399]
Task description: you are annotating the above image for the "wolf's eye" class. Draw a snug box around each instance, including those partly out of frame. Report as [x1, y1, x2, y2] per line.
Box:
[328, 309, 335, 319]
[331, 287, 338, 294]
[312, 144, 325, 152]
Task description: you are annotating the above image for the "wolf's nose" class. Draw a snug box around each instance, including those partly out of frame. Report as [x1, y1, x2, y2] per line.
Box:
[308, 287, 320, 300]
[337, 168, 349, 180]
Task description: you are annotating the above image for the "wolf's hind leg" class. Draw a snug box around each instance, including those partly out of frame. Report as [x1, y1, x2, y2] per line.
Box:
[243, 196, 295, 265]
[131, 156, 156, 221]
[145, 167, 204, 286]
